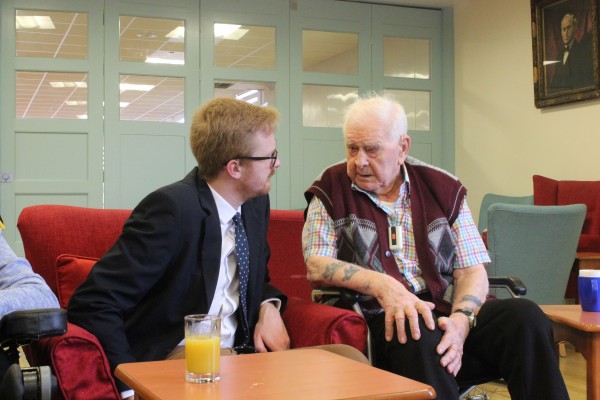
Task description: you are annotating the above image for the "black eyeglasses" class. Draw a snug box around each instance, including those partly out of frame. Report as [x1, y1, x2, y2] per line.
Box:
[232, 149, 278, 169]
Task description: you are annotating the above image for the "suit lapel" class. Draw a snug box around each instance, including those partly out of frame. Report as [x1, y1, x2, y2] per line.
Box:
[196, 178, 222, 308]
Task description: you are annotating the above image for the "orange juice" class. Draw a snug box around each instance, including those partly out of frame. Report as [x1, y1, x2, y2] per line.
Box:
[185, 335, 220, 375]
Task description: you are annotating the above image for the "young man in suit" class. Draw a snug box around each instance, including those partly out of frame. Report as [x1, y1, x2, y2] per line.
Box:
[68, 97, 289, 398]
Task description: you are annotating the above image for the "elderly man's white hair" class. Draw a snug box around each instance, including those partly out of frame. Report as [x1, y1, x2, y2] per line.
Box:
[342, 93, 408, 141]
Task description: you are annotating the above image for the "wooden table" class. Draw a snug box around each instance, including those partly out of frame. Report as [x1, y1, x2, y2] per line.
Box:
[577, 252, 600, 270]
[540, 305, 600, 400]
[115, 348, 435, 400]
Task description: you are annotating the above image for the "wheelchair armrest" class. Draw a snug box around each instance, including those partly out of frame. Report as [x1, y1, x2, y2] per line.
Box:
[312, 288, 373, 306]
[340, 288, 373, 304]
[488, 276, 527, 297]
[0, 309, 67, 345]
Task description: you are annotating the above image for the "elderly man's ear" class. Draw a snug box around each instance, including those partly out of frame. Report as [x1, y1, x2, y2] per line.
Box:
[400, 135, 411, 157]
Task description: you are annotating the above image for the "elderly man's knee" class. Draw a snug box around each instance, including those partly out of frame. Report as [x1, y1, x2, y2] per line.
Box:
[494, 298, 551, 334]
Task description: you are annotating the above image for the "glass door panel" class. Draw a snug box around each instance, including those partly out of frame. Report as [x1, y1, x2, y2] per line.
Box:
[119, 16, 185, 65]
[383, 37, 430, 79]
[302, 30, 358, 74]
[214, 80, 276, 106]
[302, 85, 358, 127]
[119, 74, 184, 122]
[384, 89, 431, 132]
[372, 5, 446, 167]
[214, 24, 275, 69]
[16, 10, 88, 59]
[16, 71, 88, 119]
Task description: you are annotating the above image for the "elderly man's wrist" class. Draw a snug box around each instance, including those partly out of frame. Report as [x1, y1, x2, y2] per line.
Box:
[452, 309, 476, 329]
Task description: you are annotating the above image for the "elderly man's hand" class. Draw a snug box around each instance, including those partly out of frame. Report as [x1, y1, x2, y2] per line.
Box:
[375, 275, 436, 343]
[436, 312, 470, 376]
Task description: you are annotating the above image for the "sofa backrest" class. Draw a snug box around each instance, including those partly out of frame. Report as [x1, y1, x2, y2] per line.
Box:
[17, 205, 312, 303]
[267, 209, 312, 300]
[17, 205, 131, 295]
[533, 175, 600, 252]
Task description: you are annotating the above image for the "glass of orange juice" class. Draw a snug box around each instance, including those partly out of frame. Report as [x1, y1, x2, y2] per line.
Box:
[184, 314, 221, 383]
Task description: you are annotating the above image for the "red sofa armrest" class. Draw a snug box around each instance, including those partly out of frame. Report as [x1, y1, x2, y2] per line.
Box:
[26, 322, 120, 400]
[282, 297, 368, 355]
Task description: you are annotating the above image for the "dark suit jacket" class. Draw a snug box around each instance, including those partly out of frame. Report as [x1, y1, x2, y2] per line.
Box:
[67, 167, 286, 391]
[550, 34, 595, 92]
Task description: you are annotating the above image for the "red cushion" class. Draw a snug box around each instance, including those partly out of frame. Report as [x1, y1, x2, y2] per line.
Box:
[55, 254, 97, 309]
[282, 297, 368, 355]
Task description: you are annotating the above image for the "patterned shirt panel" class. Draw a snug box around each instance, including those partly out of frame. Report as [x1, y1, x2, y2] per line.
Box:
[302, 177, 490, 294]
[302, 196, 339, 260]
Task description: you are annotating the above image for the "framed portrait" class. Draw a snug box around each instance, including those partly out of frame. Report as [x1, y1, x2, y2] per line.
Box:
[531, 0, 600, 108]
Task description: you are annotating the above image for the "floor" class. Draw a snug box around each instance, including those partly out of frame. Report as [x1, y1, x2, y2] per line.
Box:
[463, 343, 586, 399]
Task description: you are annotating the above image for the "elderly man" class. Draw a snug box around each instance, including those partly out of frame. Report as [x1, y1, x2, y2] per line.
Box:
[302, 94, 568, 399]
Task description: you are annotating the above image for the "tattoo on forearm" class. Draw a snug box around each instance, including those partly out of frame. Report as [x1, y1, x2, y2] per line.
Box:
[342, 265, 360, 281]
[322, 262, 344, 281]
[460, 295, 482, 308]
[322, 262, 360, 282]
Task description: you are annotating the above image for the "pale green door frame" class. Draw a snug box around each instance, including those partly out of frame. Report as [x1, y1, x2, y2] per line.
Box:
[289, 1, 453, 210]
[0, 0, 104, 252]
[201, 0, 290, 210]
[0, 0, 455, 249]
[103, 0, 200, 209]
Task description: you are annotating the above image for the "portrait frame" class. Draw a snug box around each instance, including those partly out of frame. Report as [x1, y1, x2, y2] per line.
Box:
[531, 0, 600, 108]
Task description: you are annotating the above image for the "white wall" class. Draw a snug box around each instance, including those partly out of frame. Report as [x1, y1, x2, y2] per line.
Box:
[454, 0, 600, 222]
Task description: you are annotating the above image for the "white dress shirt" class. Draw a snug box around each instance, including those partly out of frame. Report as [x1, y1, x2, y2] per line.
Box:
[206, 184, 242, 348]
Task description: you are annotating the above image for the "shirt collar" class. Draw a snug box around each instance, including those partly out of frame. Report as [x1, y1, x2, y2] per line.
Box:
[207, 184, 240, 225]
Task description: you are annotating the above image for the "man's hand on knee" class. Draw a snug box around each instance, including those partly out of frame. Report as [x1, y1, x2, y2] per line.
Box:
[384, 300, 435, 343]
[436, 314, 469, 376]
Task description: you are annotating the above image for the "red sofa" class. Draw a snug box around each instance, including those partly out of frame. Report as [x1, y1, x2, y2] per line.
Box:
[533, 175, 600, 252]
[18, 205, 367, 399]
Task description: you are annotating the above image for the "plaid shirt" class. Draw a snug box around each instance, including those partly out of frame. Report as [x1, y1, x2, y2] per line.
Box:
[302, 168, 490, 294]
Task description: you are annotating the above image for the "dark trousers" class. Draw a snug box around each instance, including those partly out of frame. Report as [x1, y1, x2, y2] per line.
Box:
[0, 349, 13, 389]
[367, 298, 569, 400]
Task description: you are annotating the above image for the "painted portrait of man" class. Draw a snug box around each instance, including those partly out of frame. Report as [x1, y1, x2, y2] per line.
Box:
[543, 2, 595, 94]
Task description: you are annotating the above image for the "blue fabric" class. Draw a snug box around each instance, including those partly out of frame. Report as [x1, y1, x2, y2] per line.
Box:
[0, 232, 59, 320]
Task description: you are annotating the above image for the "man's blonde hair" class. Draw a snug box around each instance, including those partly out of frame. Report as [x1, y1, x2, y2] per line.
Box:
[189, 97, 279, 179]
